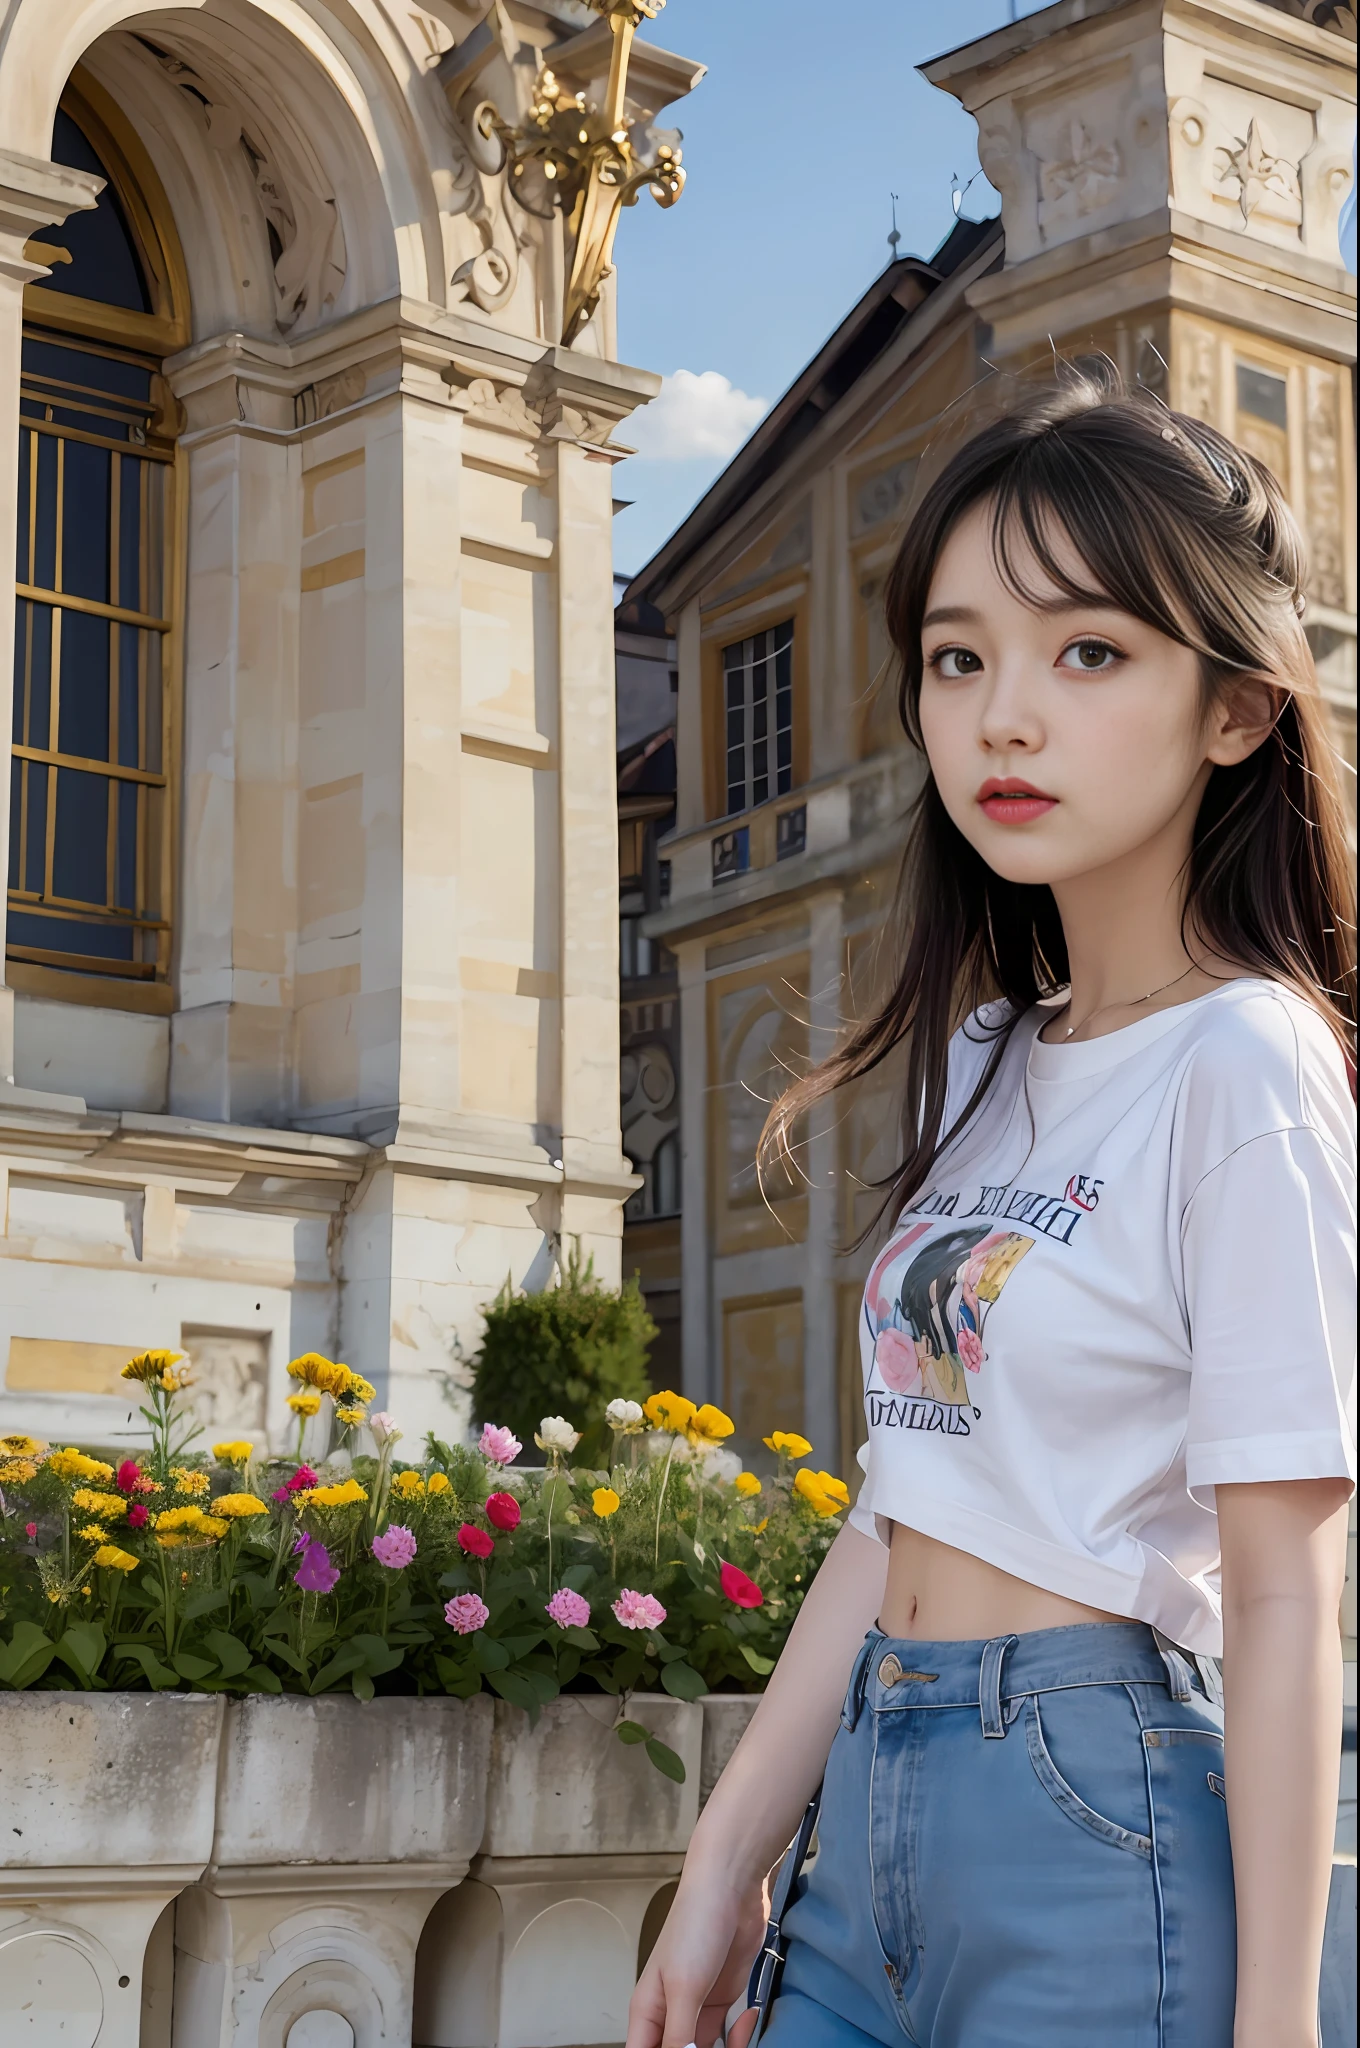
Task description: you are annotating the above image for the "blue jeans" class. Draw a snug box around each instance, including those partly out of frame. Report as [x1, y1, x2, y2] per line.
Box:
[763, 1622, 1235, 2047]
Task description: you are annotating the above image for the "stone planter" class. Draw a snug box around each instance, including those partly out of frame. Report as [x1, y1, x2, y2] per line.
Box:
[173, 1694, 492, 2048]
[413, 1695, 703, 2048]
[0, 1692, 223, 2048]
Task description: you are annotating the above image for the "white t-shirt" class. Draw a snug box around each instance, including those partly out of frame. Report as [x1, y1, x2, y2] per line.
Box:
[848, 979, 1356, 1655]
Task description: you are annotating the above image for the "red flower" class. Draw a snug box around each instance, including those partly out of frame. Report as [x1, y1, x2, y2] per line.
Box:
[720, 1560, 764, 1610]
[288, 1465, 319, 1493]
[458, 1523, 495, 1559]
[115, 1459, 142, 1494]
[485, 1491, 521, 1533]
[127, 1504, 149, 1530]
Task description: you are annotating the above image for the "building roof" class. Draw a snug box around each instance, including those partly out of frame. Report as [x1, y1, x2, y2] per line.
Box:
[622, 214, 999, 611]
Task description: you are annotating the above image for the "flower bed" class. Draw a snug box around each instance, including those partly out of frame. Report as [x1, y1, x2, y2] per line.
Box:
[0, 1356, 849, 1778]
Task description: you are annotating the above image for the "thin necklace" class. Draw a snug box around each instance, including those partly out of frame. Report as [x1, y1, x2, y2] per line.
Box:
[1057, 963, 1198, 1042]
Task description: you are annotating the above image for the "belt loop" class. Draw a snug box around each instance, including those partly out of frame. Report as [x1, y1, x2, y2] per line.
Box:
[841, 1632, 879, 1732]
[1153, 1628, 1197, 1704]
[979, 1633, 1018, 1739]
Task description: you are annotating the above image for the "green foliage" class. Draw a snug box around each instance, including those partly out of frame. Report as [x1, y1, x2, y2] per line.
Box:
[471, 1243, 657, 1457]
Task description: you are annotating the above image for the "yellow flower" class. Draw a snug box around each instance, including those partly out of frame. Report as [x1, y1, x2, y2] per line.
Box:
[345, 1373, 377, 1406]
[155, 1506, 202, 1532]
[793, 1469, 850, 1518]
[120, 1350, 185, 1385]
[287, 1392, 322, 1417]
[213, 1441, 254, 1465]
[752, 1516, 770, 1533]
[94, 1545, 139, 1572]
[196, 1515, 229, 1540]
[72, 1489, 128, 1520]
[644, 1390, 697, 1434]
[0, 1457, 39, 1484]
[764, 1431, 813, 1460]
[735, 1472, 762, 1498]
[47, 1448, 115, 1483]
[212, 1493, 269, 1519]
[156, 1532, 187, 1549]
[426, 1472, 450, 1495]
[334, 1405, 368, 1427]
[287, 1352, 350, 1395]
[294, 1478, 368, 1510]
[76, 1523, 110, 1543]
[591, 1486, 621, 1518]
[392, 1471, 426, 1500]
[686, 1403, 734, 1449]
[1, 1433, 46, 1457]
[169, 1468, 210, 1497]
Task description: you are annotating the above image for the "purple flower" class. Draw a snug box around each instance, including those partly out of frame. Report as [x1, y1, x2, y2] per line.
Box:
[444, 1592, 490, 1635]
[372, 1524, 417, 1570]
[546, 1587, 591, 1630]
[479, 1423, 522, 1466]
[613, 1588, 667, 1632]
[293, 1540, 340, 1594]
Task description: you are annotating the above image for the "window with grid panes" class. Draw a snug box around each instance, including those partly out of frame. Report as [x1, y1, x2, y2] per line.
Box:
[723, 621, 793, 815]
[9, 102, 174, 986]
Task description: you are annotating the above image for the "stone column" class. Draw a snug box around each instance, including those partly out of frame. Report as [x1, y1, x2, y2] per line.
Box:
[0, 152, 103, 1088]
[804, 887, 843, 1460]
[675, 937, 712, 1406]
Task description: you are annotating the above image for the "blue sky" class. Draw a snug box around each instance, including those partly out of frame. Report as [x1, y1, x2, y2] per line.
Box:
[610, 0, 1039, 573]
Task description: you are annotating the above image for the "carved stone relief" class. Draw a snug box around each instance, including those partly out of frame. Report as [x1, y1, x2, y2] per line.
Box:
[1176, 319, 1222, 425]
[853, 459, 918, 536]
[1303, 366, 1347, 610]
[461, 375, 542, 436]
[294, 366, 367, 428]
[1038, 120, 1123, 218]
[1214, 117, 1303, 233]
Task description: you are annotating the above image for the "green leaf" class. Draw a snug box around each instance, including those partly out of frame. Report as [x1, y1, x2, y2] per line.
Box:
[309, 1643, 368, 1693]
[644, 1737, 687, 1784]
[171, 1652, 215, 1683]
[659, 1659, 708, 1702]
[485, 1668, 539, 1711]
[472, 1636, 511, 1672]
[260, 1638, 309, 1678]
[351, 1634, 405, 1679]
[739, 1645, 777, 1676]
[180, 1588, 228, 1621]
[53, 1623, 106, 1686]
[435, 1654, 481, 1699]
[113, 1642, 179, 1689]
[245, 1664, 282, 1693]
[563, 1624, 598, 1650]
[615, 1718, 650, 1745]
[203, 1631, 254, 1679]
[351, 1670, 375, 1701]
[0, 1623, 55, 1690]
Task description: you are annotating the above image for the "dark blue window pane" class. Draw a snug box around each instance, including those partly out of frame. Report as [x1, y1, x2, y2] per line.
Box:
[32, 434, 57, 588]
[115, 780, 137, 912]
[21, 760, 48, 895]
[118, 625, 141, 767]
[42, 110, 150, 313]
[16, 431, 29, 581]
[118, 457, 142, 612]
[7, 756, 19, 889]
[58, 609, 110, 761]
[6, 909, 133, 962]
[52, 765, 108, 904]
[16, 602, 54, 750]
[22, 337, 151, 405]
[60, 437, 111, 603]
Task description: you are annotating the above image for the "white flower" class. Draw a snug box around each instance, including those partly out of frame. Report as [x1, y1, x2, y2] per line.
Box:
[699, 1446, 743, 1484]
[646, 1430, 692, 1463]
[605, 1398, 645, 1432]
[369, 1411, 402, 1446]
[534, 1415, 581, 1454]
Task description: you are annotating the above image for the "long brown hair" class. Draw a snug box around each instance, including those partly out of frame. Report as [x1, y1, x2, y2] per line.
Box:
[761, 359, 1356, 1234]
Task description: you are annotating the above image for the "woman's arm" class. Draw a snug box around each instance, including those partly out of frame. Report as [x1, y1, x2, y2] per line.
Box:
[626, 1520, 888, 2048]
[1217, 1477, 1351, 2048]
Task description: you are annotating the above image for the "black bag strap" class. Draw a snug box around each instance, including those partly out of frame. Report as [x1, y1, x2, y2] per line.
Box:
[743, 1791, 821, 2043]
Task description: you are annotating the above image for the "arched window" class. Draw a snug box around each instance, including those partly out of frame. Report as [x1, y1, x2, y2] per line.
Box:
[10, 75, 186, 1003]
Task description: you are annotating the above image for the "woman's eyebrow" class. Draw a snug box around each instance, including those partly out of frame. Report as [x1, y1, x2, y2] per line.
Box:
[921, 604, 979, 629]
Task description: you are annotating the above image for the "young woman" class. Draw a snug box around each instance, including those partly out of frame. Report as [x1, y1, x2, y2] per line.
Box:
[626, 364, 1356, 2048]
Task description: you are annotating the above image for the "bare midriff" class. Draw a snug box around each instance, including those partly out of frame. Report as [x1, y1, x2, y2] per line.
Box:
[880, 1521, 1126, 1641]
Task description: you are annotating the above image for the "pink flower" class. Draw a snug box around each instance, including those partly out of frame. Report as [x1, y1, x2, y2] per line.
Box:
[719, 1561, 764, 1610]
[479, 1424, 522, 1466]
[289, 1465, 319, 1491]
[372, 1525, 417, 1570]
[612, 1588, 667, 1632]
[294, 1540, 340, 1594]
[24, 1522, 37, 1540]
[127, 1504, 149, 1531]
[546, 1587, 591, 1630]
[445, 1592, 490, 1634]
[485, 1491, 521, 1533]
[115, 1459, 142, 1494]
[957, 1326, 985, 1373]
[458, 1522, 494, 1559]
[874, 1325, 923, 1396]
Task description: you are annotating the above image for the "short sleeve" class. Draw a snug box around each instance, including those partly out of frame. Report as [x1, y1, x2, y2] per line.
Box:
[848, 1439, 888, 1546]
[1182, 1125, 1356, 1505]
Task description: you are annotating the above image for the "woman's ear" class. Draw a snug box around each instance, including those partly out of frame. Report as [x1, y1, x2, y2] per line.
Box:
[1205, 676, 1282, 768]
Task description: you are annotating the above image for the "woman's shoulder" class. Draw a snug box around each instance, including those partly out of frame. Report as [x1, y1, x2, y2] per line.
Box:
[1172, 978, 1354, 1167]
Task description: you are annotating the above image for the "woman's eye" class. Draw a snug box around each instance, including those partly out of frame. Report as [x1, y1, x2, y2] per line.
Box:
[932, 646, 983, 678]
[1059, 638, 1120, 672]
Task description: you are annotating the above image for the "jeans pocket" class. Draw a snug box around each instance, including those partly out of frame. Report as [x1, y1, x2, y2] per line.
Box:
[1024, 1696, 1153, 1858]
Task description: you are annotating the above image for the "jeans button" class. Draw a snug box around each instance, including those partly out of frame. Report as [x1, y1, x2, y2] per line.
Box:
[878, 1652, 903, 1686]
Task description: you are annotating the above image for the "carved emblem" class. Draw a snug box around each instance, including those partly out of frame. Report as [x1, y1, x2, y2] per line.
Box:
[1039, 120, 1122, 215]
[1214, 118, 1302, 229]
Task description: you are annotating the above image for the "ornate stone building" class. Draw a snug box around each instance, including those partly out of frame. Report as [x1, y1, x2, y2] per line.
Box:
[626, 0, 1356, 1481]
[0, 0, 702, 1451]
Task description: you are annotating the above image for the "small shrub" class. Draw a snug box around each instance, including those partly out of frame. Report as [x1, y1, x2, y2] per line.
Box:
[471, 1244, 656, 1459]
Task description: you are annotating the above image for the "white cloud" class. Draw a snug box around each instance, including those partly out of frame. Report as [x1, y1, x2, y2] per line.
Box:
[629, 368, 768, 462]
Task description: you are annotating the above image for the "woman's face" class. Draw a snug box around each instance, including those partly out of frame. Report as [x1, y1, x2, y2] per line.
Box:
[917, 499, 1246, 890]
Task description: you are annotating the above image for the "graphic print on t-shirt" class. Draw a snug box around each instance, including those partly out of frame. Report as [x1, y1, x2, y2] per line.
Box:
[863, 1221, 1033, 1416]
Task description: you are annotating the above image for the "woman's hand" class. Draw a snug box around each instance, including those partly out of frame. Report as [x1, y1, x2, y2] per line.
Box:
[626, 1869, 768, 2048]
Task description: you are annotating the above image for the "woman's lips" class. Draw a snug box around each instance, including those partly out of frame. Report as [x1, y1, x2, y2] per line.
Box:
[977, 779, 1058, 824]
